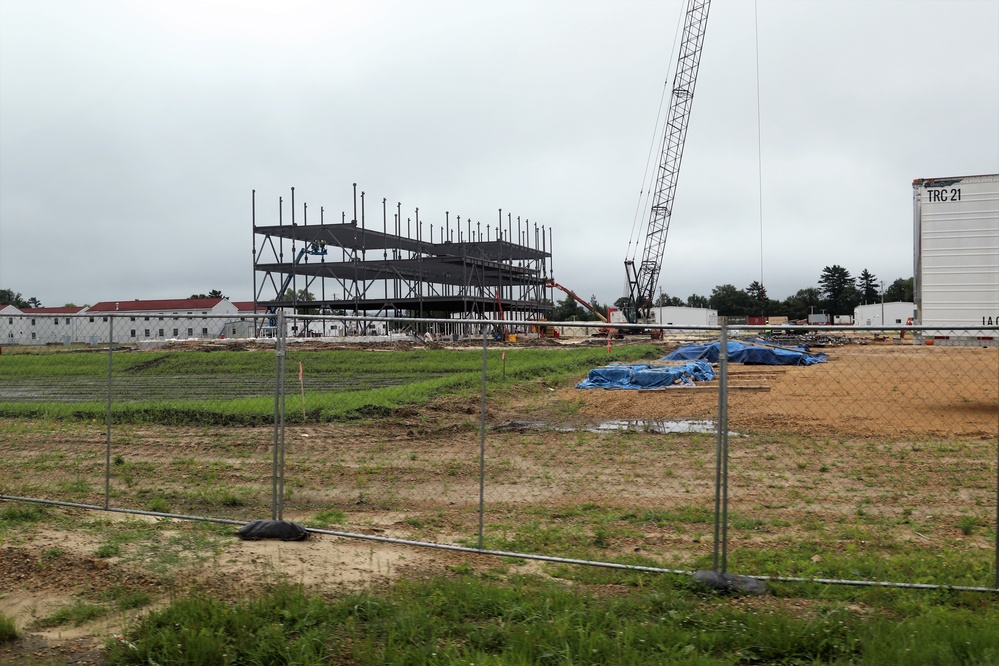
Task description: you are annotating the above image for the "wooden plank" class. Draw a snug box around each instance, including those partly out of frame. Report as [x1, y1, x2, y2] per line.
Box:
[632, 384, 771, 393]
[728, 368, 786, 376]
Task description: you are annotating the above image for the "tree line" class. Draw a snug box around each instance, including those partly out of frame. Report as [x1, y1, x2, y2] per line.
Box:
[5, 267, 915, 322]
[0, 289, 43, 309]
[551, 266, 914, 321]
[0, 288, 229, 309]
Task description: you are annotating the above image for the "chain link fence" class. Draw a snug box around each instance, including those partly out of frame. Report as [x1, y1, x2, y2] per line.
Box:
[1, 312, 996, 590]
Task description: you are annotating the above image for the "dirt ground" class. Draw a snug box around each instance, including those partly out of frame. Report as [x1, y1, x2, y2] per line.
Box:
[0, 522, 493, 665]
[566, 341, 999, 438]
[1, 340, 997, 664]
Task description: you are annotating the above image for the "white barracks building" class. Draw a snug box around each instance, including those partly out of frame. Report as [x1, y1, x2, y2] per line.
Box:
[2, 298, 242, 345]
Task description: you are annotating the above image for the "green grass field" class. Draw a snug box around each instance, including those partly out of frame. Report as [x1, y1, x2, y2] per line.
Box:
[0, 344, 661, 423]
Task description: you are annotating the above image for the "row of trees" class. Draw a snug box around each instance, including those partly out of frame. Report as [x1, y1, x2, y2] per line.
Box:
[0, 288, 233, 310]
[0, 289, 42, 309]
[551, 267, 914, 321]
[189, 289, 227, 299]
[6, 268, 913, 322]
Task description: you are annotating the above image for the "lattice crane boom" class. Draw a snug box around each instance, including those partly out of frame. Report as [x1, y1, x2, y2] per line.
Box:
[625, 0, 711, 324]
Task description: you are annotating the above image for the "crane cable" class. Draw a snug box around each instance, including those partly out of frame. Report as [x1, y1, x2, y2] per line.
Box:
[626, 4, 686, 266]
[626, 81, 670, 266]
[754, 0, 766, 293]
[628, 1, 767, 298]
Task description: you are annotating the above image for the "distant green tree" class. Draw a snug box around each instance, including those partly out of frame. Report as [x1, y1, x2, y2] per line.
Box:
[655, 292, 683, 307]
[766, 299, 787, 317]
[884, 277, 914, 302]
[745, 281, 770, 316]
[779, 288, 822, 321]
[551, 294, 587, 322]
[818, 265, 854, 314]
[190, 289, 226, 300]
[586, 296, 607, 322]
[708, 284, 756, 316]
[686, 294, 709, 308]
[293, 289, 318, 315]
[0, 289, 24, 307]
[840, 284, 863, 314]
[26, 297, 42, 308]
[856, 269, 879, 303]
[746, 281, 767, 302]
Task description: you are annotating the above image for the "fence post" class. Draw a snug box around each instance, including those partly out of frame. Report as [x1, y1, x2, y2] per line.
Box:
[104, 315, 114, 511]
[278, 312, 288, 521]
[271, 311, 286, 520]
[712, 322, 730, 573]
[995, 347, 998, 589]
[720, 324, 730, 573]
[478, 325, 488, 550]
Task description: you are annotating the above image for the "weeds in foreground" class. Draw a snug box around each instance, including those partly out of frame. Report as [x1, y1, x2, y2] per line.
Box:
[27, 585, 154, 632]
[0, 503, 49, 530]
[32, 600, 107, 630]
[303, 508, 347, 528]
[0, 611, 17, 642]
[104, 576, 999, 666]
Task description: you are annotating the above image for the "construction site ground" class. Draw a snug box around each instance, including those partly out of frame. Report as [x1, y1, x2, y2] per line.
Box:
[1, 339, 996, 664]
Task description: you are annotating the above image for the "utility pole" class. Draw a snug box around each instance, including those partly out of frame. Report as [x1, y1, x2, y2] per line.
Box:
[880, 280, 885, 326]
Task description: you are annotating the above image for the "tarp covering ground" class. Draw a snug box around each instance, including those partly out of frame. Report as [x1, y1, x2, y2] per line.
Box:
[663, 340, 827, 366]
[576, 361, 714, 390]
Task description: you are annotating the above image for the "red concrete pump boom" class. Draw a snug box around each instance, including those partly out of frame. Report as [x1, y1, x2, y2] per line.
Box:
[546, 280, 608, 323]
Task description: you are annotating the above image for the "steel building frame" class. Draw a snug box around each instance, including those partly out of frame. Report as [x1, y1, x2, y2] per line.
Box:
[252, 187, 553, 334]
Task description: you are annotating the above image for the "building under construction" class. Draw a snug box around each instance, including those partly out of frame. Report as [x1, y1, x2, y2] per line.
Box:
[252, 186, 553, 336]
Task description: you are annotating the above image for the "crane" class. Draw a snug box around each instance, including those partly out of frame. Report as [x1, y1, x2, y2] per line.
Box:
[624, 0, 711, 328]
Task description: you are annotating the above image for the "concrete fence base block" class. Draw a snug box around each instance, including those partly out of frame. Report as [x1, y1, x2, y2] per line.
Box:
[694, 570, 768, 596]
[236, 519, 309, 541]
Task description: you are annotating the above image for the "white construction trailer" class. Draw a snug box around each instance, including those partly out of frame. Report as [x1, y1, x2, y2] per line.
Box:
[854, 302, 915, 327]
[913, 174, 999, 345]
[651, 306, 718, 327]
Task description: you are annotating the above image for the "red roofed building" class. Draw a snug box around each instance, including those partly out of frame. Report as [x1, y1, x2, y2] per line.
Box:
[2, 298, 243, 345]
[19, 307, 89, 315]
[85, 298, 239, 342]
[86, 298, 232, 314]
[231, 301, 265, 314]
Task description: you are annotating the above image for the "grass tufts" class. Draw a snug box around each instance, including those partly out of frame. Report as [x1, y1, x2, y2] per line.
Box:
[104, 577, 999, 666]
[0, 611, 17, 642]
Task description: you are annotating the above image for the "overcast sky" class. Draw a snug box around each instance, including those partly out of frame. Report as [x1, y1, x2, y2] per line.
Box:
[2, 0, 997, 308]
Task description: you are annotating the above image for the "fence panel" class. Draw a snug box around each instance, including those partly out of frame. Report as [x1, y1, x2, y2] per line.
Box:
[721, 326, 998, 588]
[481, 329, 718, 572]
[0, 313, 280, 524]
[1, 315, 115, 509]
[1, 314, 995, 590]
[277, 317, 486, 541]
[104, 313, 279, 522]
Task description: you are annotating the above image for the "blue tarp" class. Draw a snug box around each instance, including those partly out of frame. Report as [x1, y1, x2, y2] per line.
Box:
[663, 340, 826, 366]
[576, 361, 715, 390]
